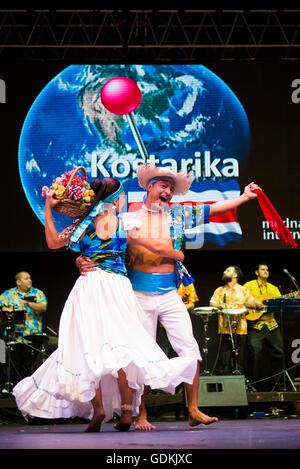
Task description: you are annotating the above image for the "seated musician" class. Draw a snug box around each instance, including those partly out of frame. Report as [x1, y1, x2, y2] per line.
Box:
[244, 263, 285, 391]
[210, 266, 263, 377]
[0, 271, 47, 388]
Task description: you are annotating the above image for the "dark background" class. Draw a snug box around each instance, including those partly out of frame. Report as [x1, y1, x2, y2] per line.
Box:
[1, 58, 300, 384]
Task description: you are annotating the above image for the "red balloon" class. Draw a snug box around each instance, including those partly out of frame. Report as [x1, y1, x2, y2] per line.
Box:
[100, 77, 142, 115]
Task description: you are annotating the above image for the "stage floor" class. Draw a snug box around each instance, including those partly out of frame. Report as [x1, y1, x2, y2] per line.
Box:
[0, 418, 300, 451]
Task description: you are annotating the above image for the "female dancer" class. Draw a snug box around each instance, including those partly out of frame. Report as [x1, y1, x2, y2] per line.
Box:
[13, 177, 197, 432]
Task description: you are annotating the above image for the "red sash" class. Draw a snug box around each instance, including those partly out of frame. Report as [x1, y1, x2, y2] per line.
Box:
[254, 189, 297, 248]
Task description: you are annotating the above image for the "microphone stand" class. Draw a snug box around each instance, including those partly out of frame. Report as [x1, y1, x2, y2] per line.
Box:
[223, 296, 240, 374]
[273, 269, 299, 391]
[1, 308, 23, 395]
[283, 269, 300, 292]
[272, 298, 297, 391]
[289, 278, 299, 292]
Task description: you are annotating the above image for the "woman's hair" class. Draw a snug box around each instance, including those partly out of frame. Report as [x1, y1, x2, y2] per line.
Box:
[77, 177, 120, 220]
[90, 178, 121, 202]
[70, 178, 120, 231]
[65, 177, 121, 237]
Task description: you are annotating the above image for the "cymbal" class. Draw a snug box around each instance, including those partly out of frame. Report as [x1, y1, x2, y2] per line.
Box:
[24, 333, 49, 345]
[46, 336, 58, 350]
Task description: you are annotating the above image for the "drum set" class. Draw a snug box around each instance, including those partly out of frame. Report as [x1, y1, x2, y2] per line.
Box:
[0, 306, 57, 395]
[192, 305, 247, 375]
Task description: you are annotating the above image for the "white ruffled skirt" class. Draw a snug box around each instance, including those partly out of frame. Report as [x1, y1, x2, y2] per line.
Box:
[13, 269, 197, 421]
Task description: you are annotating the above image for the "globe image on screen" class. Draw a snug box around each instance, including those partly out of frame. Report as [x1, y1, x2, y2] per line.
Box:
[18, 64, 250, 243]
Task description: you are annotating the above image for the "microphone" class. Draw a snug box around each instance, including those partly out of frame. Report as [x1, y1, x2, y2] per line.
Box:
[223, 293, 226, 304]
[283, 268, 300, 290]
[283, 268, 296, 281]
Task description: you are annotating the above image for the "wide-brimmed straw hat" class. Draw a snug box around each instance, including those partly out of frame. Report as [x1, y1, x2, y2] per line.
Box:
[136, 163, 193, 196]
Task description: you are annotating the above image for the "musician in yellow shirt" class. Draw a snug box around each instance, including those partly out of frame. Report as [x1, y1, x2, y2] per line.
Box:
[244, 263, 284, 391]
[178, 282, 199, 313]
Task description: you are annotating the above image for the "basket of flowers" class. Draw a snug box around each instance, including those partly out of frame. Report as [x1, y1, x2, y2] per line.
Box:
[42, 167, 95, 218]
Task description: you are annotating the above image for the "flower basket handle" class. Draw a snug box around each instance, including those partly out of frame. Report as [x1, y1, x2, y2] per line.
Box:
[61, 166, 87, 199]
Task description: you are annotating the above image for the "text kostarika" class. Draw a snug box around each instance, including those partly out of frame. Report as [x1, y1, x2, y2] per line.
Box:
[91, 151, 239, 180]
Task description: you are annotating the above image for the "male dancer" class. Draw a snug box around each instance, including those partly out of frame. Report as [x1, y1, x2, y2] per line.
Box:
[78, 163, 262, 430]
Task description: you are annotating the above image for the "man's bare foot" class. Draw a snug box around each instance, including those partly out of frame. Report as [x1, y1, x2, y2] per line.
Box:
[85, 411, 105, 432]
[134, 418, 156, 431]
[188, 409, 218, 427]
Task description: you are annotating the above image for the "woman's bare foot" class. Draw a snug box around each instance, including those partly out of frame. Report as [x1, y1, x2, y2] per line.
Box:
[188, 408, 218, 427]
[85, 411, 106, 432]
[114, 405, 133, 432]
[114, 416, 132, 432]
[133, 417, 156, 431]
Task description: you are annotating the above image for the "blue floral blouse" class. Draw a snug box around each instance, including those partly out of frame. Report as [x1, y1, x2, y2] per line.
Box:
[79, 218, 128, 277]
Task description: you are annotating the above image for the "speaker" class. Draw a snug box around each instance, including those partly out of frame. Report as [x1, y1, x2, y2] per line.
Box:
[194, 375, 248, 407]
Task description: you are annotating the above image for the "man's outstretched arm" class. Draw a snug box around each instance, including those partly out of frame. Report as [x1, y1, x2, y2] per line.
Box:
[209, 182, 261, 217]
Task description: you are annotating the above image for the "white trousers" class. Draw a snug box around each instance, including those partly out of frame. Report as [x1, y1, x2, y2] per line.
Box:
[134, 289, 202, 361]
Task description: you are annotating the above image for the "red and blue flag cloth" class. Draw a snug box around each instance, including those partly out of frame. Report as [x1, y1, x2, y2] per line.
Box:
[127, 178, 242, 247]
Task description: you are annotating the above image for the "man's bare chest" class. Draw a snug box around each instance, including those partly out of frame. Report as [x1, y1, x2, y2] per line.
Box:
[138, 212, 171, 240]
